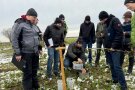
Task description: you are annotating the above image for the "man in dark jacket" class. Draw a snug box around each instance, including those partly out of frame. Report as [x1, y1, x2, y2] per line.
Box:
[43, 18, 64, 80]
[59, 14, 68, 38]
[64, 37, 87, 73]
[79, 15, 95, 65]
[11, 8, 40, 90]
[99, 11, 127, 90]
[59, 14, 68, 55]
[120, 11, 134, 74]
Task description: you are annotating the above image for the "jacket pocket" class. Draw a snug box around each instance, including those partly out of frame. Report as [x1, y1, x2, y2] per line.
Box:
[34, 36, 40, 46]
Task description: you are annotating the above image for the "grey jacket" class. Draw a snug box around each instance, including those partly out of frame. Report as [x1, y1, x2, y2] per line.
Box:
[11, 20, 40, 55]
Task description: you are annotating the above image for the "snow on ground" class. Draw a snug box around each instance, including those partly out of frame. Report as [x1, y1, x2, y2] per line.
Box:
[0, 53, 11, 64]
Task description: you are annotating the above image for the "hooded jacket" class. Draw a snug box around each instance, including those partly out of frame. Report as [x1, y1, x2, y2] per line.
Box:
[104, 15, 123, 49]
[43, 24, 64, 47]
[79, 22, 95, 43]
[11, 15, 40, 55]
[122, 21, 131, 45]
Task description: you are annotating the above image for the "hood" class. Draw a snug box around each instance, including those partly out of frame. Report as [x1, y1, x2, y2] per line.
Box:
[105, 14, 115, 27]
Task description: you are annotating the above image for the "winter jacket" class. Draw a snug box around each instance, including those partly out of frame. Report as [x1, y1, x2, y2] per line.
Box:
[96, 22, 106, 38]
[11, 17, 40, 55]
[131, 13, 135, 48]
[65, 43, 86, 62]
[61, 21, 68, 38]
[104, 15, 123, 49]
[122, 21, 131, 45]
[43, 24, 64, 47]
[79, 22, 95, 43]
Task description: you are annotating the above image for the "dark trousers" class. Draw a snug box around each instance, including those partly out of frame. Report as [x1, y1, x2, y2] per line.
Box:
[120, 50, 134, 73]
[95, 38, 109, 65]
[82, 40, 92, 63]
[107, 51, 127, 88]
[22, 53, 39, 90]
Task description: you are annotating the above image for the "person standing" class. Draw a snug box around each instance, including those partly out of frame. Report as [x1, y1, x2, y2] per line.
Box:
[79, 15, 95, 65]
[59, 14, 68, 38]
[43, 18, 64, 80]
[99, 11, 127, 90]
[95, 20, 108, 66]
[11, 8, 40, 90]
[124, 0, 135, 55]
[120, 11, 134, 74]
[59, 14, 68, 55]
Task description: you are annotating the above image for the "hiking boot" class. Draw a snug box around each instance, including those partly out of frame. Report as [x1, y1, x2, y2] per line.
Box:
[54, 72, 60, 77]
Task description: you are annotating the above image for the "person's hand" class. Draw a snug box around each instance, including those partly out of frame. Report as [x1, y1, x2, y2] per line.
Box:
[77, 58, 83, 63]
[81, 68, 86, 74]
[16, 55, 22, 62]
[48, 46, 52, 48]
[110, 48, 115, 51]
[123, 32, 126, 35]
[100, 33, 104, 37]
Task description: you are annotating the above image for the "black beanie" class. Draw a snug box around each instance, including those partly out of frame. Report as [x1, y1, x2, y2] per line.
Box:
[99, 11, 109, 21]
[59, 14, 65, 19]
[124, 0, 135, 5]
[26, 8, 38, 17]
[85, 15, 90, 21]
[54, 17, 62, 24]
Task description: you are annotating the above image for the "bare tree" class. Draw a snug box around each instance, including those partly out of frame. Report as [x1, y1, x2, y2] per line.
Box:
[2, 28, 12, 42]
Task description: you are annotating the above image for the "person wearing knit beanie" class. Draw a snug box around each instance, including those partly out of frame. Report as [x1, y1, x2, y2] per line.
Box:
[26, 8, 38, 17]
[124, 0, 135, 5]
[85, 15, 91, 21]
[59, 14, 68, 38]
[11, 8, 40, 90]
[25, 8, 38, 24]
[59, 14, 65, 20]
[54, 17, 62, 29]
[124, 0, 135, 11]
[99, 11, 109, 21]
[54, 17, 62, 24]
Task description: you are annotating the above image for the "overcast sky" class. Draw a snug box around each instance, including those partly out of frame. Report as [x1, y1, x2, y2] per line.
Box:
[0, 0, 129, 42]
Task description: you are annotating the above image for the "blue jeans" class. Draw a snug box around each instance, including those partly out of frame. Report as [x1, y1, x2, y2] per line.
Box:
[83, 41, 92, 63]
[46, 47, 59, 77]
[64, 58, 73, 68]
[108, 51, 127, 88]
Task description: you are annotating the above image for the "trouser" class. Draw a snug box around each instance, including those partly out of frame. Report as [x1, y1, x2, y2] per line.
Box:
[95, 38, 109, 65]
[120, 47, 134, 73]
[22, 53, 39, 90]
[107, 51, 127, 88]
[83, 41, 92, 63]
[46, 47, 59, 78]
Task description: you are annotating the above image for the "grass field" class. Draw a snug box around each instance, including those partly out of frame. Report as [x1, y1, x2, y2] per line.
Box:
[0, 38, 135, 90]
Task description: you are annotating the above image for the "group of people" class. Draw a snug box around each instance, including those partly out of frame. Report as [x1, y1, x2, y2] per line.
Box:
[10, 0, 135, 90]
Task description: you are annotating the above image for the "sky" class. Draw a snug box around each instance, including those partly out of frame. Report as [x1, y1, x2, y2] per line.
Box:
[0, 0, 129, 42]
